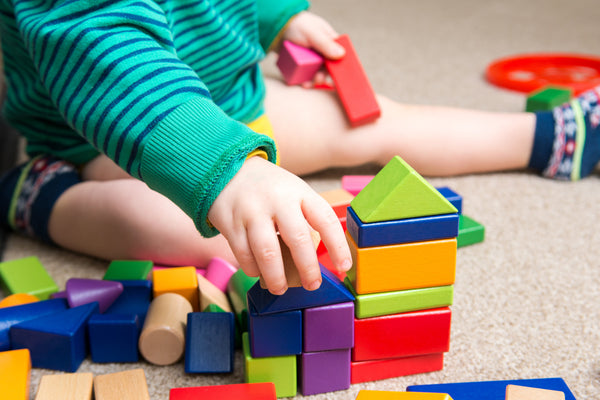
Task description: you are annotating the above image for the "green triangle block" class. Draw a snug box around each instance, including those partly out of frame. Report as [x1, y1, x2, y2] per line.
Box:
[350, 156, 457, 222]
[457, 214, 485, 247]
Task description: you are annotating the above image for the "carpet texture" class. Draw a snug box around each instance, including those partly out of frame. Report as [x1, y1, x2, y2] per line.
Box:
[1, 0, 599, 398]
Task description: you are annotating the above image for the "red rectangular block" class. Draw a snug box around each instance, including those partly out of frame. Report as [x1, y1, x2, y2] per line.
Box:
[351, 352, 444, 384]
[170, 382, 276, 399]
[353, 307, 451, 361]
[325, 34, 381, 126]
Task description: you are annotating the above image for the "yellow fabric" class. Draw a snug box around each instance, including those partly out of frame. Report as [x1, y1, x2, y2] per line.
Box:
[246, 114, 279, 165]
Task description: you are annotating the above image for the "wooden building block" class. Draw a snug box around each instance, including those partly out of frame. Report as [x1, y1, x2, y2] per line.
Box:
[351, 353, 444, 384]
[356, 390, 451, 399]
[170, 383, 276, 400]
[10, 302, 99, 372]
[435, 186, 463, 213]
[351, 156, 457, 223]
[0, 348, 30, 400]
[35, 372, 94, 400]
[197, 273, 232, 312]
[105, 279, 152, 326]
[152, 266, 199, 311]
[276, 40, 324, 85]
[353, 307, 451, 362]
[226, 269, 258, 331]
[303, 301, 354, 352]
[66, 278, 123, 313]
[138, 293, 192, 366]
[506, 385, 566, 400]
[457, 215, 485, 248]
[248, 264, 354, 315]
[345, 279, 453, 319]
[325, 34, 380, 126]
[0, 293, 39, 308]
[88, 314, 140, 363]
[103, 260, 153, 281]
[341, 175, 375, 196]
[300, 348, 351, 395]
[407, 378, 576, 400]
[248, 300, 302, 357]
[319, 188, 355, 219]
[204, 257, 238, 292]
[94, 369, 150, 400]
[185, 312, 235, 373]
[242, 332, 297, 398]
[346, 206, 458, 248]
[0, 256, 58, 300]
[347, 232, 456, 294]
[526, 85, 572, 112]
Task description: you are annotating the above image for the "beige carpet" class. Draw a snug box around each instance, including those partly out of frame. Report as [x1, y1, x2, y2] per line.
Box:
[3, 0, 600, 398]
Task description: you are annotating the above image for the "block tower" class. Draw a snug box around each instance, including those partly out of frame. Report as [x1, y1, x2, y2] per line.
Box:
[344, 155, 458, 384]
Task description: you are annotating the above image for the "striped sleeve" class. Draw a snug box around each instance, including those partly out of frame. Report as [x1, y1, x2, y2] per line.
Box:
[255, 0, 310, 51]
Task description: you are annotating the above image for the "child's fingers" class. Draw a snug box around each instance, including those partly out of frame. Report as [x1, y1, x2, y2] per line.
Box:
[247, 219, 288, 295]
[224, 228, 261, 278]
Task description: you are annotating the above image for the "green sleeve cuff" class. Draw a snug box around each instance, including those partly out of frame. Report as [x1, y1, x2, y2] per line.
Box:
[256, 0, 310, 51]
[140, 97, 277, 237]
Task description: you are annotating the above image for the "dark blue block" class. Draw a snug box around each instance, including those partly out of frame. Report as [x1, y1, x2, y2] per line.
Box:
[0, 298, 67, 351]
[436, 186, 462, 214]
[346, 206, 459, 248]
[407, 377, 576, 400]
[104, 280, 151, 326]
[88, 313, 140, 363]
[10, 302, 99, 372]
[247, 264, 354, 315]
[185, 312, 235, 373]
[248, 300, 302, 357]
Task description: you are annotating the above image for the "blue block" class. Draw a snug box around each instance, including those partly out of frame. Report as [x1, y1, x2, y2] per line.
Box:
[436, 186, 462, 214]
[185, 312, 235, 373]
[104, 280, 152, 326]
[248, 300, 302, 357]
[10, 302, 99, 372]
[346, 206, 459, 248]
[247, 264, 354, 315]
[88, 313, 140, 363]
[0, 298, 68, 351]
[407, 377, 576, 400]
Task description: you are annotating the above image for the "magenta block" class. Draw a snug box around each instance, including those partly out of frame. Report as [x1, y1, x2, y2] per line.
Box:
[66, 278, 123, 313]
[276, 40, 324, 85]
[300, 348, 351, 395]
[204, 257, 237, 292]
[303, 302, 354, 352]
[341, 175, 375, 195]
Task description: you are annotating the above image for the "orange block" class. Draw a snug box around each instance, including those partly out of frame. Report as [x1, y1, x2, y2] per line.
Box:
[346, 232, 456, 294]
[319, 188, 354, 219]
[152, 266, 199, 311]
[0, 348, 31, 400]
[0, 293, 39, 308]
[356, 390, 452, 399]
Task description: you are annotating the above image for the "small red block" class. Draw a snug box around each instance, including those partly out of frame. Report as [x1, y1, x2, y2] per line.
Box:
[351, 352, 444, 384]
[170, 382, 276, 400]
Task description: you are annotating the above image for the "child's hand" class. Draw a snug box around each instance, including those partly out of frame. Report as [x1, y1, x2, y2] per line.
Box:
[283, 11, 345, 61]
[207, 156, 352, 295]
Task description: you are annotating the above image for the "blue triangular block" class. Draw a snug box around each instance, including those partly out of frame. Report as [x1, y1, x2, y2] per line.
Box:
[105, 280, 152, 326]
[247, 264, 355, 315]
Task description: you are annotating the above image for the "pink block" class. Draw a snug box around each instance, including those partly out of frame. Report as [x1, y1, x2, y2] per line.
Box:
[341, 175, 375, 196]
[204, 257, 238, 292]
[276, 40, 324, 85]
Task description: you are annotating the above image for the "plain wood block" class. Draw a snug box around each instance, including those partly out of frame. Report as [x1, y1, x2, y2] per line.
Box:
[277, 40, 324, 85]
[242, 332, 297, 398]
[0, 293, 39, 308]
[227, 269, 259, 331]
[204, 257, 237, 292]
[505, 384, 566, 400]
[351, 353, 444, 384]
[170, 382, 276, 400]
[300, 348, 351, 395]
[185, 312, 234, 373]
[103, 260, 153, 281]
[303, 301, 354, 352]
[35, 372, 93, 400]
[94, 369, 150, 400]
[407, 378, 576, 400]
[88, 313, 140, 363]
[325, 34, 380, 126]
[347, 232, 456, 294]
[526, 85, 572, 112]
[138, 293, 192, 366]
[248, 300, 302, 357]
[353, 307, 451, 361]
[248, 264, 355, 315]
[319, 188, 355, 218]
[66, 278, 123, 313]
[342, 175, 375, 196]
[0, 256, 58, 300]
[345, 279, 453, 319]
[197, 273, 232, 312]
[152, 266, 199, 311]
[104, 280, 152, 326]
[0, 348, 30, 400]
[346, 206, 458, 248]
[356, 390, 451, 399]
[457, 215, 485, 248]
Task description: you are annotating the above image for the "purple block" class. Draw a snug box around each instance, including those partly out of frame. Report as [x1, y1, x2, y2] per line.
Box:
[276, 40, 324, 85]
[204, 257, 237, 292]
[66, 278, 123, 313]
[303, 302, 354, 352]
[300, 348, 351, 395]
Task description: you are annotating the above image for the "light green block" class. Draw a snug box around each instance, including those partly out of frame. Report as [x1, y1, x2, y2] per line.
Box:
[227, 269, 259, 331]
[457, 214, 485, 247]
[350, 156, 457, 223]
[242, 332, 297, 398]
[345, 278, 454, 319]
[526, 85, 572, 112]
[0, 256, 58, 300]
[103, 260, 154, 281]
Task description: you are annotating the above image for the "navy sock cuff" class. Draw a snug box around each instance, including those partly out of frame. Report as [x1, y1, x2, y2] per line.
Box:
[528, 111, 556, 171]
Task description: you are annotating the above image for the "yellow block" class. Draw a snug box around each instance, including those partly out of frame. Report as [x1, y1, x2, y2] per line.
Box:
[506, 385, 565, 400]
[197, 273, 232, 312]
[152, 266, 199, 311]
[346, 231, 456, 294]
[0, 293, 39, 308]
[35, 373, 93, 400]
[0, 348, 31, 400]
[356, 391, 453, 399]
[94, 369, 150, 400]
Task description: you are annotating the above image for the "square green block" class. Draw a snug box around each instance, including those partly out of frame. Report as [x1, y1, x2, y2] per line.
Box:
[526, 86, 572, 112]
[458, 214, 485, 248]
[0, 256, 58, 300]
[345, 278, 453, 319]
[242, 332, 297, 398]
[103, 260, 153, 281]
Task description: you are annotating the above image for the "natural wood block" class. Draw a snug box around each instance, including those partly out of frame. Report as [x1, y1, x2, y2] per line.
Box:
[506, 384, 566, 400]
[35, 372, 93, 400]
[197, 273, 232, 312]
[319, 188, 355, 218]
[94, 369, 150, 400]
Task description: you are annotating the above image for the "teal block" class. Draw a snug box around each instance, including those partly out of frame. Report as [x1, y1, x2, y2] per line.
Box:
[526, 86, 572, 112]
[458, 215, 485, 247]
